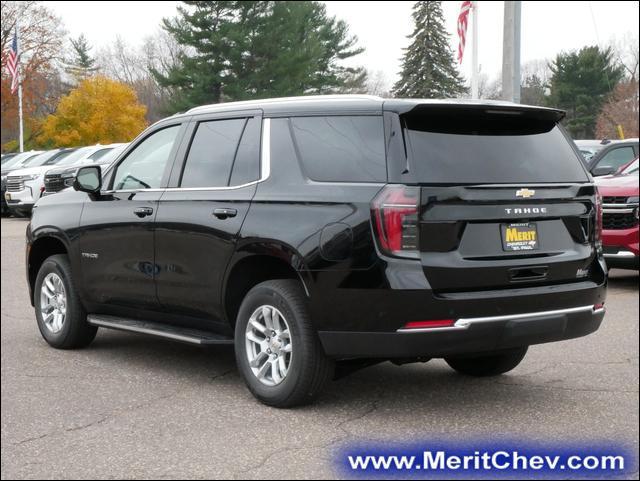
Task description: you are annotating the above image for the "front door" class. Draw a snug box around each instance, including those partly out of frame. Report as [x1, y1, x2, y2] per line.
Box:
[78, 123, 185, 310]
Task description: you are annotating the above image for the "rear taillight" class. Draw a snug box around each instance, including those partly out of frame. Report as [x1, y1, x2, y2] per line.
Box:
[595, 190, 603, 247]
[371, 185, 420, 258]
[403, 319, 455, 329]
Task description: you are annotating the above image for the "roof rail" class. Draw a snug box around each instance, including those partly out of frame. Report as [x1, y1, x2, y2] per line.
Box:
[186, 94, 383, 114]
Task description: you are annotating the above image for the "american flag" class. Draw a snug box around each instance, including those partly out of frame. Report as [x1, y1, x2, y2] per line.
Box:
[7, 28, 20, 94]
[457, 1, 473, 64]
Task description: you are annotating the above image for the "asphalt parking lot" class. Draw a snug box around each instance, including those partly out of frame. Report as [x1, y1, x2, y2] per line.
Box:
[1, 216, 638, 479]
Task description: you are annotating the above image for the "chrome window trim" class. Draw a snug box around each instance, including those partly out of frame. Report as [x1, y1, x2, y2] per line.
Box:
[161, 180, 259, 192]
[396, 305, 601, 333]
[260, 117, 271, 181]
[305, 180, 387, 187]
[103, 118, 271, 194]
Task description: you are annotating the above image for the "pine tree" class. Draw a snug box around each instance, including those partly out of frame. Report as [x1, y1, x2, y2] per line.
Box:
[65, 34, 98, 81]
[153, 1, 366, 112]
[393, 1, 466, 98]
[547, 46, 624, 138]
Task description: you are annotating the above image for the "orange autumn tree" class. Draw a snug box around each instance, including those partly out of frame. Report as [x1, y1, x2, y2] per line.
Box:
[38, 76, 147, 147]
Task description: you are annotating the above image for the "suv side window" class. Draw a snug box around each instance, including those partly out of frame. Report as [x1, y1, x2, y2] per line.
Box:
[596, 146, 636, 170]
[181, 118, 250, 188]
[290, 116, 386, 183]
[112, 125, 181, 190]
[229, 117, 261, 186]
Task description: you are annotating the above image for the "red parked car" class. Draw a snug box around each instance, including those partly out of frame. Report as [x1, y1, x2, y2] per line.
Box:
[595, 158, 639, 270]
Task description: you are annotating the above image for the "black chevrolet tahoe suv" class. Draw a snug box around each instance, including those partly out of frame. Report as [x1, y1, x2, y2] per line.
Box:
[26, 95, 607, 407]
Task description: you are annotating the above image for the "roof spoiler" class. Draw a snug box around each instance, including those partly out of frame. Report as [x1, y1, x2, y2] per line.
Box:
[386, 101, 566, 124]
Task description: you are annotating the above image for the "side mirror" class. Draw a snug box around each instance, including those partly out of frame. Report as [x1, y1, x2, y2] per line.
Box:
[73, 165, 102, 193]
[592, 165, 616, 177]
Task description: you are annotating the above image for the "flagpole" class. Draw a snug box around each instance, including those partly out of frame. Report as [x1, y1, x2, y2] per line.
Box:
[471, 1, 479, 99]
[18, 81, 24, 153]
[16, 22, 24, 153]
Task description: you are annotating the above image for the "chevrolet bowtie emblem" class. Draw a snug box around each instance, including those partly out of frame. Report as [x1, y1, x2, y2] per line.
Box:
[516, 188, 535, 198]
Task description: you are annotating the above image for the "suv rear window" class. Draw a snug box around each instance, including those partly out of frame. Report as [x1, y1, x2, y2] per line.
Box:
[290, 116, 386, 182]
[403, 110, 589, 184]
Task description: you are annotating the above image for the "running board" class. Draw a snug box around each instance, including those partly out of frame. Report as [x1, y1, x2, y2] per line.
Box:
[87, 315, 234, 346]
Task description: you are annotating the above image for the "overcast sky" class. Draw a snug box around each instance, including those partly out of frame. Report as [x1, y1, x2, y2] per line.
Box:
[46, 1, 640, 88]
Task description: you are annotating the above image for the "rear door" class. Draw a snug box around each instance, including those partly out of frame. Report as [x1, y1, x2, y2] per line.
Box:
[154, 110, 263, 322]
[385, 105, 598, 292]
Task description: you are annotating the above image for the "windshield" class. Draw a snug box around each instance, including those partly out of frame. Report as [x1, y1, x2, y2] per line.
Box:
[87, 147, 115, 162]
[43, 150, 76, 166]
[580, 150, 596, 162]
[404, 112, 589, 184]
[94, 144, 127, 166]
[23, 151, 64, 167]
[575, 142, 605, 152]
[55, 147, 94, 166]
[2, 152, 40, 170]
[1, 154, 17, 165]
[621, 159, 639, 176]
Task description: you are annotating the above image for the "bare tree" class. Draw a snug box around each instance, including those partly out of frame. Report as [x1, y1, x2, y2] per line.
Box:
[96, 30, 185, 122]
[1, 1, 65, 72]
[1, 1, 67, 148]
[365, 70, 392, 97]
[521, 59, 552, 86]
[596, 79, 639, 139]
[594, 33, 640, 139]
[476, 73, 501, 100]
[141, 29, 185, 79]
[96, 36, 144, 84]
[611, 33, 639, 81]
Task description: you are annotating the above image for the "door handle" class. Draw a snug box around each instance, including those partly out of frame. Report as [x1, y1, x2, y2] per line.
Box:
[134, 207, 154, 218]
[213, 208, 237, 219]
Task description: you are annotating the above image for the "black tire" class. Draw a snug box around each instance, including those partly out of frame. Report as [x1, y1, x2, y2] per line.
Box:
[445, 346, 528, 377]
[234, 280, 334, 408]
[34, 254, 97, 349]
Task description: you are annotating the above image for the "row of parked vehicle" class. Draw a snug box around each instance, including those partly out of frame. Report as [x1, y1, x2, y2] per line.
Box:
[574, 137, 639, 176]
[1, 136, 636, 217]
[1, 143, 128, 217]
[572, 138, 639, 270]
[1, 134, 637, 273]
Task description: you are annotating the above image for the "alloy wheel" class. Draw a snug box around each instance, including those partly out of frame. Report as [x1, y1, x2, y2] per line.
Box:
[245, 305, 293, 386]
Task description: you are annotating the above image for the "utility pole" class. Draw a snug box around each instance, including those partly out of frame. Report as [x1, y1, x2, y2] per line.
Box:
[501, 1, 521, 103]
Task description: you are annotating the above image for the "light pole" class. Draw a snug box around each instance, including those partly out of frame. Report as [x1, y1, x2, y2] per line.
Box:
[501, 0, 521, 103]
